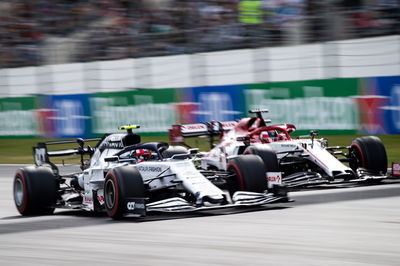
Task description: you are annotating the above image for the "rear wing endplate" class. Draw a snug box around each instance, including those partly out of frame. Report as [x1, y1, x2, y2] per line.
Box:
[169, 121, 237, 148]
[33, 138, 102, 174]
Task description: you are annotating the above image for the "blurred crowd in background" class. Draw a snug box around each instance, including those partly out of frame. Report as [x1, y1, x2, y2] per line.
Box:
[0, 0, 399, 68]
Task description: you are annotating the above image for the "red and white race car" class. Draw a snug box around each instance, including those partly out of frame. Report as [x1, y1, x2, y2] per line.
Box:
[169, 109, 389, 188]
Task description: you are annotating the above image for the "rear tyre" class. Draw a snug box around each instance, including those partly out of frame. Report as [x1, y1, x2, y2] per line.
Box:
[162, 145, 188, 158]
[104, 167, 145, 219]
[227, 155, 267, 195]
[350, 136, 387, 174]
[244, 145, 280, 172]
[13, 166, 57, 216]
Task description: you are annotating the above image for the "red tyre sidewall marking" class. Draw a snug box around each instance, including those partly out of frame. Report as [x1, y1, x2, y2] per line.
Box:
[15, 171, 28, 214]
[106, 172, 120, 217]
[352, 143, 366, 168]
[228, 162, 245, 190]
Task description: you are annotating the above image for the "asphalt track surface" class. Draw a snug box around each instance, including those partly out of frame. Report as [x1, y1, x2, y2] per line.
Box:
[1, 165, 400, 266]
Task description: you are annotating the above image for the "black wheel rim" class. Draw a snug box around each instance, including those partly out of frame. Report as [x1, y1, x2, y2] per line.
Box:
[104, 179, 116, 209]
[349, 146, 362, 171]
[227, 166, 240, 194]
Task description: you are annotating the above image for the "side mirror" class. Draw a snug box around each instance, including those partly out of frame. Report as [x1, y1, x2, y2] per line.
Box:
[170, 154, 189, 160]
[104, 156, 118, 162]
[188, 148, 199, 155]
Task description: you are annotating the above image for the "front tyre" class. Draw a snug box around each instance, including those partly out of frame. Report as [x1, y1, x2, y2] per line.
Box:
[104, 167, 146, 219]
[13, 166, 57, 216]
[244, 145, 280, 172]
[350, 136, 387, 174]
[227, 155, 268, 195]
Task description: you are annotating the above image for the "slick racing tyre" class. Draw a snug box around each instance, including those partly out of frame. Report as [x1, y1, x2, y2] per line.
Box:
[162, 145, 188, 158]
[13, 166, 58, 216]
[350, 136, 387, 174]
[104, 167, 145, 219]
[244, 145, 280, 172]
[227, 154, 267, 195]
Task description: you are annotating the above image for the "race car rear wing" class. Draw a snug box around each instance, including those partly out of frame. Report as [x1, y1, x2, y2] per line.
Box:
[33, 137, 102, 175]
[169, 121, 237, 148]
[168, 110, 273, 148]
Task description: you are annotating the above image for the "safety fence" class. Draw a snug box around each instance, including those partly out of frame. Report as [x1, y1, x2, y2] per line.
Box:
[1, 35, 399, 97]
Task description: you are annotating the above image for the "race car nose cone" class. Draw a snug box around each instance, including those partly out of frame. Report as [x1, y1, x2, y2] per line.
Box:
[202, 194, 225, 204]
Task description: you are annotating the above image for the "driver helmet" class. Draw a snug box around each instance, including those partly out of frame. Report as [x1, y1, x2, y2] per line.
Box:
[135, 149, 151, 162]
[260, 130, 278, 143]
[260, 131, 270, 143]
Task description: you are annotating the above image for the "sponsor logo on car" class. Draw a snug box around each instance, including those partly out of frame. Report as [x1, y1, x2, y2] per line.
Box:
[137, 166, 162, 172]
[281, 144, 296, 148]
[102, 141, 123, 149]
[181, 124, 207, 133]
[266, 172, 282, 188]
[127, 202, 145, 210]
[267, 175, 281, 183]
[220, 121, 237, 130]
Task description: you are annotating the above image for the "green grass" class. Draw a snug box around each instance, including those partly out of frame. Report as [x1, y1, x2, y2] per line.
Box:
[0, 135, 399, 165]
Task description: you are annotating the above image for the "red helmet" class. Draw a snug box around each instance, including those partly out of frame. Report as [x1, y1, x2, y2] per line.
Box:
[135, 149, 151, 161]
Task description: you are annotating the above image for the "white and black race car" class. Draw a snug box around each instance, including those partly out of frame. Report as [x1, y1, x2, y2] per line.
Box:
[169, 109, 391, 188]
[13, 125, 288, 219]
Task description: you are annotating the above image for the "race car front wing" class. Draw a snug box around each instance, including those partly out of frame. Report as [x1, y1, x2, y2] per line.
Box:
[282, 168, 390, 188]
[144, 190, 288, 214]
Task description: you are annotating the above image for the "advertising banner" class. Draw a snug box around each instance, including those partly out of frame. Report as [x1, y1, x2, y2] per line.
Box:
[0, 97, 38, 136]
[37, 94, 92, 138]
[185, 85, 245, 123]
[1, 76, 399, 138]
[245, 79, 359, 133]
[90, 88, 178, 134]
[375, 76, 400, 134]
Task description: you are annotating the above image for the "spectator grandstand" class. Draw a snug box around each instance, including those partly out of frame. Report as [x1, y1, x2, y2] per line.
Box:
[0, 0, 398, 68]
